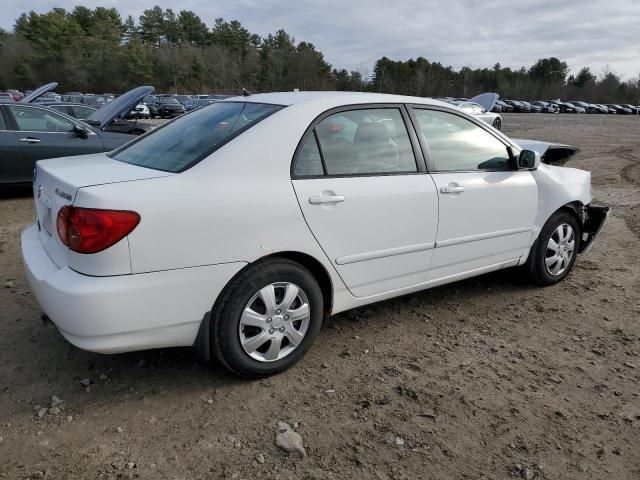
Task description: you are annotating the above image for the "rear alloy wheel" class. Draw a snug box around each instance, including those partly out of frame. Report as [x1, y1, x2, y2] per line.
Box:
[525, 210, 580, 286]
[492, 117, 502, 130]
[211, 258, 323, 378]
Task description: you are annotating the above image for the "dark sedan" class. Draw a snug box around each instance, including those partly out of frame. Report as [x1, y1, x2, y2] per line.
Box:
[607, 104, 633, 114]
[504, 100, 531, 113]
[494, 100, 513, 112]
[149, 96, 186, 118]
[1, 86, 155, 184]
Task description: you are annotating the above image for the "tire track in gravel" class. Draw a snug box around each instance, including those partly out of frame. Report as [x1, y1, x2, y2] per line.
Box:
[599, 145, 640, 240]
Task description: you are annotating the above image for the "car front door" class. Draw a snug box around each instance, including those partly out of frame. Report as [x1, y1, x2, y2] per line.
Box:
[292, 106, 439, 298]
[410, 107, 538, 280]
[6, 104, 104, 180]
[0, 106, 23, 183]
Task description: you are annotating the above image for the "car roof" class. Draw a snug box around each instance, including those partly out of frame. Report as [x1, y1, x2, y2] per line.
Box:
[225, 91, 452, 109]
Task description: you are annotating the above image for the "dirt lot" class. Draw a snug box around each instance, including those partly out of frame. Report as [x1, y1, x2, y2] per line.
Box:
[1, 114, 639, 479]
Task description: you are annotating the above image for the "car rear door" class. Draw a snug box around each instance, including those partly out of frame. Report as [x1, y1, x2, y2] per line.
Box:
[0, 106, 24, 183]
[409, 106, 538, 280]
[6, 104, 104, 178]
[291, 105, 439, 298]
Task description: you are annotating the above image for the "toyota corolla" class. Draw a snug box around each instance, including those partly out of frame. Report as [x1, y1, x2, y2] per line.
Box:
[22, 92, 609, 378]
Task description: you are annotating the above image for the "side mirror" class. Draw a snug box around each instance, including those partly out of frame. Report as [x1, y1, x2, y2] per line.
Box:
[517, 149, 541, 170]
[73, 124, 89, 139]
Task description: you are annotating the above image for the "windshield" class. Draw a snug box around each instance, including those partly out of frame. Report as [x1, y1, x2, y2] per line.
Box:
[159, 97, 179, 104]
[110, 102, 283, 172]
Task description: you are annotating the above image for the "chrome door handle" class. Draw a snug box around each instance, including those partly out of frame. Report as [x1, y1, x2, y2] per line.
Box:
[440, 184, 465, 194]
[309, 195, 345, 205]
[19, 137, 41, 144]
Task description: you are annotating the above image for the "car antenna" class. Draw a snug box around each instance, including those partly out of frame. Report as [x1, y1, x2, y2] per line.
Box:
[242, 88, 252, 97]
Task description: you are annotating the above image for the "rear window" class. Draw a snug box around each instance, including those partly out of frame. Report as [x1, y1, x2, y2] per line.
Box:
[110, 102, 283, 172]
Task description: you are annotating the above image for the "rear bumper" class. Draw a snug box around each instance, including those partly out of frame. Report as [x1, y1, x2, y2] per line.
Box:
[21, 224, 245, 353]
[579, 205, 610, 254]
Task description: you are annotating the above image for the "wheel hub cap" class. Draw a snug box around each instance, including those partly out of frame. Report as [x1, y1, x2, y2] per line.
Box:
[544, 223, 576, 276]
[238, 282, 311, 362]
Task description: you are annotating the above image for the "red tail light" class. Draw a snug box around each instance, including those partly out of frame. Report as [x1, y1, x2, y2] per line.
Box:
[56, 207, 140, 254]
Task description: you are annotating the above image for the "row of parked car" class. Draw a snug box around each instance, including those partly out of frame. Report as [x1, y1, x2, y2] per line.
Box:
[0, 88, 232, 120]
[129, 94, 231, 119]
[432, 95, 640, 115]
[492, 99, 640, 115]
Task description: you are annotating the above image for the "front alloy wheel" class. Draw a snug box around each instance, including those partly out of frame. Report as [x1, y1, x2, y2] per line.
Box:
[525, 210, 580, 286]
[544, 223, 576, 276]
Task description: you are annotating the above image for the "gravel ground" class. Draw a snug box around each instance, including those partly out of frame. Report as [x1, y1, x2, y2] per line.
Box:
[0, 113, 639, 479]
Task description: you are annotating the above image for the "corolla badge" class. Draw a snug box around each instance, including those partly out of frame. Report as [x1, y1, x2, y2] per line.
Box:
[54, 188, 73, 201]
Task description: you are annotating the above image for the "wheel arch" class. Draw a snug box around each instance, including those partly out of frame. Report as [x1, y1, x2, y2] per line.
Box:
[267, 251, 334, 315]
[193, 250, 334, 364]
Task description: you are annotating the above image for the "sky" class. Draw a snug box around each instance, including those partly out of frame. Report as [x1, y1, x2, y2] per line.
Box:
[3, 0, 639, 80]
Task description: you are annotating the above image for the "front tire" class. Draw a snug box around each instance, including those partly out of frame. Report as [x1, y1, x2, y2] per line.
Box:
[525, 211, 580, 286]
[210, 258, 323, 378]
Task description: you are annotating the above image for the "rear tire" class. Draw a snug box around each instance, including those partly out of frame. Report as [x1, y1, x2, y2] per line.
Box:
[210, 258, 323, 379]
[525, 211, 580, 286]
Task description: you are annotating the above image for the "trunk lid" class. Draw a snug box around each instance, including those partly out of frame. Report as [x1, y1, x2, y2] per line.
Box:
[33, 153, 171, 270]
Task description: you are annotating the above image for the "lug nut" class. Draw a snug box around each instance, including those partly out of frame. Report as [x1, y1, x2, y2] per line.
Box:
[269, 328, 274, 334]
[276, 309, 281, 314]
[266, 318, 272, 323]
[284, 315, 289, 320]
[279, 327, 285, 333]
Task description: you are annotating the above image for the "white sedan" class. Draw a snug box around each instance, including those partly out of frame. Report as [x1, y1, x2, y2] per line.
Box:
[22, 92, 608, 378]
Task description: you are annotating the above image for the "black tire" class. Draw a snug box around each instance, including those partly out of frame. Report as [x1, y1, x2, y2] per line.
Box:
[210, 258, 323, 379]
[492, 117, 502, 130]
[525, 210, 581, 286]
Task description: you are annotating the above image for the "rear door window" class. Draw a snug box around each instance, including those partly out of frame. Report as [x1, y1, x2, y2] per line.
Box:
[311, 108, 417, 176]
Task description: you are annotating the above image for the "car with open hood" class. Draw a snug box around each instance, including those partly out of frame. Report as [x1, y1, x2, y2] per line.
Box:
[0, 84, 154, 184]
[21, 91, 609, 378]
[449, 93, 502, 129]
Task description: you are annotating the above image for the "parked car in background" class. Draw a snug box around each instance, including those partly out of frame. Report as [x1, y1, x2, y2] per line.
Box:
[568, 101, 598, 114]
[0, 85, 154, 184]
[564, 102, 586, 114]
[7, 89, 23, 101]
[521, 101, 542, 113]
[129, 103, 151, 119]
[450, 100, 503, 129]
[546, 100, 573, 113]
[148, 96, 186, 118]
[495, 100, 514, 113]
[504, 100, 531, 112]
[0, 93, 15, 102]
[595, 104, 616, 114]
[174, 95, 199, 112]
[606, 104, 632, 114]
[62, 93, 83, 103]
[620, 104, 640, 115]
[530, 101, 558, 113]
[81, 95, 107, 108]
[21, 91, 609, 378]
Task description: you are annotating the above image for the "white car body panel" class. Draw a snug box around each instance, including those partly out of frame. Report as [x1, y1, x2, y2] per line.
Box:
[292, 174, 438, 297]
[22, 91, 596, 355]
[428, 171, 537, 279]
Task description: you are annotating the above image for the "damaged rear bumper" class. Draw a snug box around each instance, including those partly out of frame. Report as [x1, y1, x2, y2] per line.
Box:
[579, 205, 610, 254]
